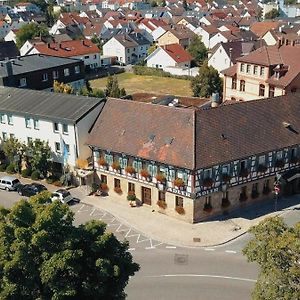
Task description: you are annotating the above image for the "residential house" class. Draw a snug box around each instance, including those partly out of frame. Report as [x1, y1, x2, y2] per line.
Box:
[0, 54, 85, 91]
[13, 2, 41, 13]
[262, 26, 300, 46]
[4, 29, 18, 43]
[222, 44, 300, 101]
[250, 20, 282, 38]
[86, 95, 300, 223]
[194, 24, 219, 49]
[22, 39, 101, 70]
[0, 87, 104, 170]
[0, 20, 10, 40]
[103, 32, 150, 65]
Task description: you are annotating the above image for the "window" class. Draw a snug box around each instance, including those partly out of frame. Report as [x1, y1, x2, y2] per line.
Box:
[2, 132, 7, 141]
[259, 84, 265, 96]
[93, 54, 97, 59]
[127, 49, 130, 53]
[53, 70, 58, 79]
[246, 64, 251, 74]
[240, 160, 247, 170]
[258, 155, 265, 164]
[252, 183, 258, 193]
[62, 124, 68, 134]
[84, 55, 89, 59]
[240, 63, 245, 72]
[128, 182, 135, 192]
[205, 196, 211, 205]
[19, 77, 27, 87]
[53, 122, 59, 132]
[65, 144, 70, 155]
[260, 67, 265, 76]
[64, 68, 70, 76]
[114, 178, 120, 188]
[263, 179, 269, 189]
[269, 85, 275, 98]
[158, 191, 166, 201]
[254, 65, 258, 75]
[42, 73, 48, 81]
[276, 150, 283, 159]
[55, 142, 61, 153]
[101, 174, 107, 184]
[0, 114, 5, 123]
[33, 119, 39, 130]
[25, 117, 31, 128]
[74, 65, 80, 74]
[175, 196, 183, 207]
[231, 77, 237, 89]
[7, 114, 13, 125]
[203, 168, 212, 179]
[240, 80, 245, 92]
[222, 164, 229, 174]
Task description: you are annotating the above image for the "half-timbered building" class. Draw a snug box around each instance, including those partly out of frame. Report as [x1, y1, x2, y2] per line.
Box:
[86, 94, 300, 223]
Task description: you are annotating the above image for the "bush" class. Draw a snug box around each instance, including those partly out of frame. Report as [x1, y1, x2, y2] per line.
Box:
[21, 168, 32, 178]
[127, 191, 136, 201]
[91, 182, 99, 193]
[6, 163, 16, 174]
[31, 170, 41, 180]
[0, 164, 7, 172]
[114, 187, 122, 194]
[175, 206, 185, 215]
[53, 181, 63, 187]
[157, 200, 167, 209]
[46, 174, 60, 184]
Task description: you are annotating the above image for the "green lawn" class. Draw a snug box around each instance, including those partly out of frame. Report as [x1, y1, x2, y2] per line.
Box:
[90, 73, 193, 97]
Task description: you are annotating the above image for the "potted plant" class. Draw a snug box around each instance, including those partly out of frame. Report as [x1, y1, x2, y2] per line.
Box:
[203, 177, 214, 188]
[98, 157, 107, 169]
[100, 182, 108, 192]
[275, 159, 284, 168]
[140, 169, 150, 180]
[203, 203, 213, 212]
[175, 206, 185, 215]
[156, 173, 166, 183]
[221, 198, 231, 208]
[114, 186, 122, 194]
[174, 178, 184, 189]
[127, 191, 136, 206]
[263, 186, 271, 195]
[125, 165, 136, 176]
[157, 200, 167, 209]
[111, 161, 121, 172]
[257, 164, 267, 173]
[90, 182, 99, 196]
[221, 173, 231, 183]
[239, 192, 248, 202]
[239, 168, 249, 178]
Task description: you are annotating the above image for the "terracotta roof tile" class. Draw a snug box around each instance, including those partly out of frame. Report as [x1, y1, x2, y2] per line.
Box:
[162, 43, 192, 63]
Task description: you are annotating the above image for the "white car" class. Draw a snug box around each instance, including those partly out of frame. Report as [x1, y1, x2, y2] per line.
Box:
[51, 189, 75, 205]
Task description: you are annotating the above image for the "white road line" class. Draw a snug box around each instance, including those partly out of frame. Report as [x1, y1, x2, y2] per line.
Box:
[145, 246, 156, 250]
[225, 250, 237, 254]
[128, 248, 136, 251]
[89, 208, 96, 216]
[136, 235, 150, 243]
[145, 274, 257, 283]
[204, 248, 216, 251]
[152, 242, 163, 247]
[166, 246, 177, 249]
[98, 212, 107, 220]
[115, 224, 123, 232]
[124, 228, 132, 238]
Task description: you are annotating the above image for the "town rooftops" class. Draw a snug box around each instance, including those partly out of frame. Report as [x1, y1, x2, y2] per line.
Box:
[0, 41, 20, 60]
[158, 43, 192, 63]
[0, 54, 82, 77]
[113, 32, 150, 47]
[87, 94, 300, 170]
[0, 87, 103, 123]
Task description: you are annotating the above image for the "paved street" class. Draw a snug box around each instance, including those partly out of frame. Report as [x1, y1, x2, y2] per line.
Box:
[0, 186, 299, 300]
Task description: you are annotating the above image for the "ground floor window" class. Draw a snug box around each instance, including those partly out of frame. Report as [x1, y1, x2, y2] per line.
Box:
[101, 174, 107, 184]
[240, 186, 248, 201]
[251, 183, 259, 199]
[263, 179, 271, 195]
[114, 178, 120, 188]
[128, 182, 135, 193]
[203, 196, 212, 211]
[175, 196, 183, 207]
[158, 191, 166, 201]
[221, 191, 230, 208]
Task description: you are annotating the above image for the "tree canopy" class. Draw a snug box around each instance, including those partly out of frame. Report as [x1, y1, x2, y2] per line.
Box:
[243, 217, 300, 300]
[187, 36, 208, 66]
[191, 62, 222, 97]
[265, 8, 280, 20]
[0, 192, 139, 299]
[105, 76, 126, 98]
[16, 23, 50, 48]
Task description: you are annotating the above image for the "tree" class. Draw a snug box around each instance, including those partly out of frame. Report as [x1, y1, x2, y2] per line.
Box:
[16, 23, 49, 48]
[243, 217, 300, 300]
[147, 44, 157, 56]
[0, 193, 139, 299]
[2, 137, 25, 163]
[191, 62, 222, 97]
[105, 76, 126, 98]
[27, 139, 51, 176]
[187, 36, 208, 66]
[161, 0, 166, 6]
[53, 80, 74, 94]
[151, 0, 158, 6]
[183, 0, 188, 10]
[265, 8, 280, 19]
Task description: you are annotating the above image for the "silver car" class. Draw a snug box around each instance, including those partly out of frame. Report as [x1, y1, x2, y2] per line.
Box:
[0, 176, 21, 191]
[51, 189, 74, 204]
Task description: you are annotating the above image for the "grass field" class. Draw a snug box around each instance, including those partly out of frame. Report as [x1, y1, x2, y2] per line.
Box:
[90, 73, 193, 97]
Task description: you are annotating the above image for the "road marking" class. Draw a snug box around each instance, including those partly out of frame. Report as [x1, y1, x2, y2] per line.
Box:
[89, 208, 96, 216]
[204, 248, 215, 251]
[145, 274, 257, 283]
[225, 250, 237, 254]
[166, 246, 177, 249]
[76, 204, 90, 213]
[136, 235, 150, 243]
[124, 228, 132, 238]
[145, 246, 156, 250]
[128, 248, 136, 251]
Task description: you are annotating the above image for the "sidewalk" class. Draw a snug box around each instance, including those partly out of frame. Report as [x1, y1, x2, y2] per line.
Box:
[79, 189, 294, 248]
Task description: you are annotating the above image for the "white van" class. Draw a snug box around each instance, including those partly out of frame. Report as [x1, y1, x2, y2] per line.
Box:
[0, 176, 21, 191]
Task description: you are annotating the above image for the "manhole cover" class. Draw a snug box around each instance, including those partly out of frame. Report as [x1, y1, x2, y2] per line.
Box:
[193, 237, 201, 243]
[174, 254, 188, 265]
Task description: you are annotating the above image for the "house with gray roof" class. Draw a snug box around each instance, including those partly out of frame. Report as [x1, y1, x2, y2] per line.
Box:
[0, 87, 104, 170]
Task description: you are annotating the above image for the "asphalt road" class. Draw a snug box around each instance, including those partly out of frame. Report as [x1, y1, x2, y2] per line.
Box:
[1, 188, 299, 300]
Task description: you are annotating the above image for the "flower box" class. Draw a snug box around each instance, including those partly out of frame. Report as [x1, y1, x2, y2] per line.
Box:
[125, 165, 136, 175]
[98, 157, 107, 168]
[221, 173, 231, 183]
[100, 182, 108, 192]
[275, 159, 284, 168]
[221, 198, 230, 208]
[175, 206, 185, 215]
[157, 200, 167, 209]
[239, 169, 249, 178]
[114, 186, 122, 194]
[140, 169, 150, 179]
[257, 164, 267, 173]
[111, 161, 120, 172]
[174, 178, 184, 188]
[203, 203, 213, 212]
[203, 177, 214, 188]
[156, 173, 166, 183]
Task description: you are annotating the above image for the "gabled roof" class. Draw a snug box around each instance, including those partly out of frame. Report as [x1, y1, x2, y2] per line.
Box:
[113, 32, 150, 47]
[0, 87, 103, 124]
[250, 21, 282, 38]
[160, 43, 192, 63]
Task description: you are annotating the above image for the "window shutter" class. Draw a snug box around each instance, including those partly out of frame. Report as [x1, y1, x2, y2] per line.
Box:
[123, 158, 127, 168]
[133, 160, 138, 170]
[153, 165, 157, 176]
[119, 157, 123, 168]
[169, 169, 175, 181]
[147, 164, 153, 176]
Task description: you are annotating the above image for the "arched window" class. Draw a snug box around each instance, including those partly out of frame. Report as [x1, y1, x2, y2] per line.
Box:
[259, 84, 265, 96]
[240, 80, 245, 92]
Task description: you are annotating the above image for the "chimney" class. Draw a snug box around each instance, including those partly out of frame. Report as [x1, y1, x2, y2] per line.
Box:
[5, 61, 13, 77]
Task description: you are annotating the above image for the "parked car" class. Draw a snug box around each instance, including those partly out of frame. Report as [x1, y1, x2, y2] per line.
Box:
[51, 189, 78, 205]
[17, 183, 47, 197]
[0, 176, 21, 191]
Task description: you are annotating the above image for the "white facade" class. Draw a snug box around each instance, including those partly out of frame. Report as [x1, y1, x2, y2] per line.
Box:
[4, 30, 16, 42]
[208, 44, 231, 74]
[0, 21, 10, 40]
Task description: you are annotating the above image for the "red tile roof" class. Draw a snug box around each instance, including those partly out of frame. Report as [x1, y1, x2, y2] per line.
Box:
[250, 21, 282, 38]
[34, 39, 99, 57]
[161, 43, 192, 63]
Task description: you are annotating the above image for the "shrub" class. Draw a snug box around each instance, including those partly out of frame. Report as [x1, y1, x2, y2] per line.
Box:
[175, 206, 185, 215]
[140, 169, 150, 178]
[111, 161, 120, 170]
[6, 163, 16, 174]
[46, 174, 60, 184]
[125, 165, 136, 175]
[31, 170, 41, 180]
[76, 158, 88, 169]
[239, 169, 249, 178]
[0, 164, 7, 172]
[91, 182, 99, 193]
[100, 182, 108, 191]
[157, 200, 167, 209]
[290, 156, 299, 164]
[98, 157, 107, 167]
[156, 173, 166, 183]
[53, 180, 63, 187]
[174, 178, 184, 188]
[203, 203, 212, 212]
[114, 186, 122, 194]
[127, 191, 136, 201]
[203, 177, 214, 187]
[21, 168, 32, 178]
[275, 159, 284, 168]
[221, 198, 231, 208]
